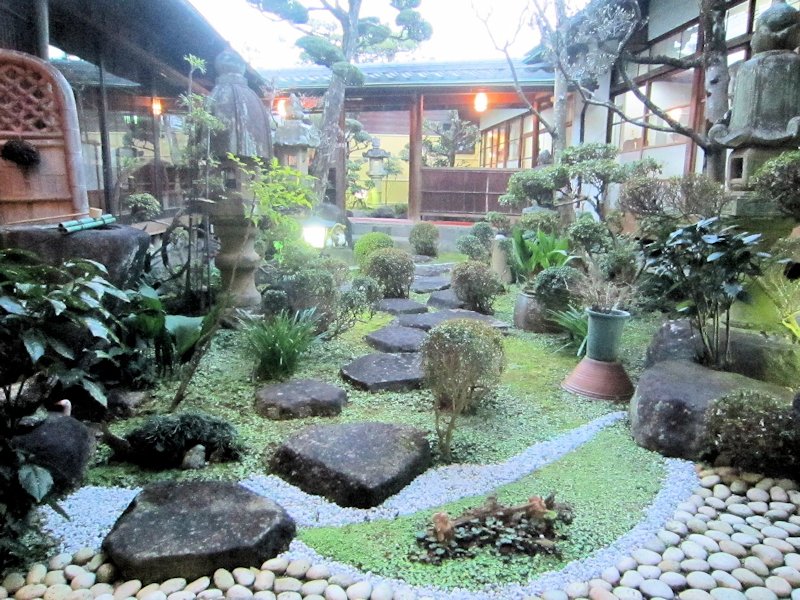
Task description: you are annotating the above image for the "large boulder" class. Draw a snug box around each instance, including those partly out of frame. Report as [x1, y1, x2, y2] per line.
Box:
[645, 319, 800, 388]
[630, 359, 793, 460]
[270, 422, 431, 508]
[0, 225, 150, 289]
[103, 481, 295, 582]
[12, 416, 93, 493]
[254, 379, 347, 420]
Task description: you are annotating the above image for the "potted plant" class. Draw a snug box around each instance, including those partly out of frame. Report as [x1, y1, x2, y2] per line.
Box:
[580, 264, 632, 363]
[514, 265, 581, 333]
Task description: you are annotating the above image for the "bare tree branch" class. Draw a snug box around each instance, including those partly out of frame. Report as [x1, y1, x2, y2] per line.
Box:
[624, 52, 702, 70]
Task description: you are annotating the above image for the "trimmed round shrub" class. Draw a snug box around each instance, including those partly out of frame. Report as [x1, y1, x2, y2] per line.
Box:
[485, 211, 512, 233]
[354, 232, 394, 267]
[470, 221, 495, 249]
[451, 261, 504, 314]
[364, 247, 415, 298]
[277, 239, 319, 273]
[753, 150, 800, 220]
[528, 265, 581, 307]
[567, 214, 612, 255]
[283, 267, 337, 329]
[422, 319, 505, 413]
[518, 210, 560, 235]
[456, 234, 489, 262]
[409, 222, 439, 257]
[705, 389, 798, 476]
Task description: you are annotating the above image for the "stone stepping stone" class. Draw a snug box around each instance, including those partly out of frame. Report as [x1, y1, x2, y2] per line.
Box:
[103, 481, 295, 582]
[427, 288, 465, 309]
[414, 263, 452, 277]
[270, 422, 432, 508]
[365, 325, 427, 353]
[412, 254, 433, 264]
[340, 352, 423, 392]
[377, 298, 428, 315]
[397, 308, 510, 333]
[411, 276, 450, 294]
[254, 379, 347, 420]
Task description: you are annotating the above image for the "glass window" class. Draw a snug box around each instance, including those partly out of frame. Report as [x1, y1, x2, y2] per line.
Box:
[725, 2, 749, 40]
[509, 119, 521, 141]
[680, 24, 699, 56]
[538, 131, 552, 156]
[651, 32, 682, 60]
[523, 115, 534, 134]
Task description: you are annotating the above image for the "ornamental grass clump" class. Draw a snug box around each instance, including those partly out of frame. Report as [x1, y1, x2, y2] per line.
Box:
[705, 389, 798, 476]
[451, 261, 503, 314]
[353, 231, 394, 268]
[422, 319, 505, 461]
[408, 221, 439, 257]
[364, 247, 415, 298]
[241, 309, 318, 381]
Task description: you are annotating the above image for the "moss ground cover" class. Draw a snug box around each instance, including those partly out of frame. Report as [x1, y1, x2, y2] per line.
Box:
[87, 287, 661, 490]
[298, 423, 665, 589]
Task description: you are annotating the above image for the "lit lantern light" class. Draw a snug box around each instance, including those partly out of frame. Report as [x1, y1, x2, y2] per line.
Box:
[151, 97, 162, 117]
[302, 216, 335, 250]
[474, 91, 488, 113]
[276, 97, 288, 119]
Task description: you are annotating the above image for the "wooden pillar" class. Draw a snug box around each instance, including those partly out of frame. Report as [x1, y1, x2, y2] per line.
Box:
[408, 93, 423, 221]
[97, 52, 115, 214]
[34, 0, 49, 60]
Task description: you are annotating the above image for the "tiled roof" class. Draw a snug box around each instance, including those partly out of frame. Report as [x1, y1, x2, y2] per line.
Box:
[261, 59, 554, 91]
[52, 59, 141, 90]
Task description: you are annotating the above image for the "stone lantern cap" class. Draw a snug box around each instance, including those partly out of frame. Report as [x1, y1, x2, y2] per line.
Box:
[362, 137, 390, 161]
[274, 94, 320, 149]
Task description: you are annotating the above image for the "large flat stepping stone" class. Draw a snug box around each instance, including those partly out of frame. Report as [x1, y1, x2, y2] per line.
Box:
[270, 422, 432, 508]
[365, 325, 427, 353]
[103, 481, 295, 581]
[377, 298, 428, 315]
[255, 379, 347, 420]
[340, 352, 423, 392]
[414, 263, 452, 277]
[411, 275, 450, 293]
[427, 288, 465, 309]
[397, 308, 510, 332]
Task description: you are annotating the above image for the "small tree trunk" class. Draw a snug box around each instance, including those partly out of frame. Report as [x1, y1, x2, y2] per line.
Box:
[310, 75, 347, 202]
[701, 0, 730, 183]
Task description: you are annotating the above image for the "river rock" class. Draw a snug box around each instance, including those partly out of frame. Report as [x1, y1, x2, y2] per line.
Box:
[103, 481, 295, 581]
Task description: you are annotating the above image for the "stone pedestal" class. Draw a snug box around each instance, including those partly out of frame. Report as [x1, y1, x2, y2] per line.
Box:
[210, 199, 260, 309]
[490, 236, 513, 284]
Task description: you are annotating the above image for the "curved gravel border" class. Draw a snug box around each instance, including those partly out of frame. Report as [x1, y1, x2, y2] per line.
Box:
[240, 411, 626, 527]
[40, 412, 625, 550]
[282, 458, 699, 600]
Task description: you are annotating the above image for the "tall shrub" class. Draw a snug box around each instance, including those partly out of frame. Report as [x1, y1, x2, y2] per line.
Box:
[451, 261, 503, 314]
[354, 232, 394, 268]
[364, 248, 415, 298]
[409, 222, 439, 257]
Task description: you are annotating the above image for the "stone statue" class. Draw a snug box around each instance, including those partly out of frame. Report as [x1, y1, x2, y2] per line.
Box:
[751, 0, 800, 54]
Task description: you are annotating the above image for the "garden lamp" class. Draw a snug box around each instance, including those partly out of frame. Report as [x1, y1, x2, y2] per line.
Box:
[363, 138, 391, 203]
[302, 216, 336, 250]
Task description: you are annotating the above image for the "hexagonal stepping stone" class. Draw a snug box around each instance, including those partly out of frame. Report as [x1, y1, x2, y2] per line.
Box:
[397, 308, 510, 332]
[254, 379, 347, 420]
[411, 276, 450, 293]
[103, 481, 295, 582]
[270, 422, 431, 508]
[377, 298, 428, 315]
[365, 326, 427, 353]
[340, 352, 422, 392]
[414, 263, 452, 277]
[427, 288, 465, 309]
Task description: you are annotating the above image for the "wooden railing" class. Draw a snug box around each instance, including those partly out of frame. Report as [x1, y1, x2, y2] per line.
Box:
[419, 167, 521, 219]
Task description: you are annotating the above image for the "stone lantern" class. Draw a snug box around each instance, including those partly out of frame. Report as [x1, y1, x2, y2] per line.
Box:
[273, 94, 320, 175]
[362, 137, 390, 204]
[709, 0, 800, 215]
[208, 50, 271, 310]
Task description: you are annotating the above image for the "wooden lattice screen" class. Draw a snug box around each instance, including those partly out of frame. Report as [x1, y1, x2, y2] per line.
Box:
[0, 49, 88, 225]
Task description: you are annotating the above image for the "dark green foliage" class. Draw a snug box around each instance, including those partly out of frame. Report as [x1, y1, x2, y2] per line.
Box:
[409, 222, 439, 256]
[354, 232, 394, 268]
[470, 222, 495, 250]
[364, 248, 415, 298]
[705, 390, 798, 476]
[252, 0, 309, 23]
[502, 168, 566, 209]
[326, 276, 382, 339]
[123, 193, 161, 220]
[518, 211, 560, 235]
[528, 266, 581, 307]
[485, 212, 511, 233]
[621, 173, 729, 222]
[394, 9, 433, 40]
[119, 412, 244, 469]
[566, 214, 612, 257]
[331, 62, 365, 85]
[393, 203, 409, 218]
[422, 319, 505, 460]
[411, 494, 572, 565]
[451, 261, 503, 315]
[456, 234, 489, 262]
[753, 150, 800, 221]
[296, 35, 345, 67]
[646, 217, 767, 368]
[241, 310, 318, 381]
[283, 268, 337, 330]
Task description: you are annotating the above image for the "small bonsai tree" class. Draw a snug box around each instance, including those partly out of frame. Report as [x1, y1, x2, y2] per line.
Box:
[469, 221, 495, 250]
[409, 221, 439, 257]
[123, 192, 161, 221]
[451, 261, 503, 314]
[527, 265, 581, 309]
[422, 319, 505, 461]
[646, 217, 767, 368]
[456, 234, 489, 262]
[354, 232, 394, 268]
[364, 247, 415, 298]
